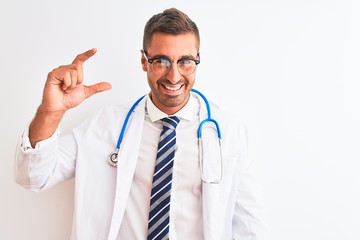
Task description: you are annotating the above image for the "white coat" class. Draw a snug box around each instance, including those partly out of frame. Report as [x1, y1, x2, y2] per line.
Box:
[15, 92, 268, 239]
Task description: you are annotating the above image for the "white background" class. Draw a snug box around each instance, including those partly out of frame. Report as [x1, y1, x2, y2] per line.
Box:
[1, 0, 359, 239]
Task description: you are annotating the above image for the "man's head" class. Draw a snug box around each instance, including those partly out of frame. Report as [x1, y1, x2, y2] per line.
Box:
[142, 8, 200, 52]
[141, 8, 200, 115]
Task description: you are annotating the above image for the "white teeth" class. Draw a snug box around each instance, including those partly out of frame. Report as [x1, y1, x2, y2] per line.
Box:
[164, 85, 181, 91]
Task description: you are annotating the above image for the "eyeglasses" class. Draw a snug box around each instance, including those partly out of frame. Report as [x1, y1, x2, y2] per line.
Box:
[143, 51, 200, 76]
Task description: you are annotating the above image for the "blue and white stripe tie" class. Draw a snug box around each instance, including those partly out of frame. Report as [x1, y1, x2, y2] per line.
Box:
[147, 116, 180, 240]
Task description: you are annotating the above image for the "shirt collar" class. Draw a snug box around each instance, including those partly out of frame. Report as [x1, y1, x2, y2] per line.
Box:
[146, 94, 196, 122]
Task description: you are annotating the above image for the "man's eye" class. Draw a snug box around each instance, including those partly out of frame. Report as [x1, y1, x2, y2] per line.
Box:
[179, 59, 192, 65]
[154, 58, 170, 66]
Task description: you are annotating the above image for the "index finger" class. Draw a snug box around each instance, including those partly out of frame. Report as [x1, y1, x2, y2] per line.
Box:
[72, 48, 97, 65]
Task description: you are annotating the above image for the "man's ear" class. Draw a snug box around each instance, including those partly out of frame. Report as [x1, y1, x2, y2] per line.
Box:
[141, 50, 148, 72]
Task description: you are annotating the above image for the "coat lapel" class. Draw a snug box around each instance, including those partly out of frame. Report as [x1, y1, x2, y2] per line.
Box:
[108, 98, 146, 239]
[197, 92, 226, 240]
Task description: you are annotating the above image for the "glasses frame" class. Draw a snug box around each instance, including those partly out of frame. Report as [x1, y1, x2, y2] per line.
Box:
[143, 50, 200, 76]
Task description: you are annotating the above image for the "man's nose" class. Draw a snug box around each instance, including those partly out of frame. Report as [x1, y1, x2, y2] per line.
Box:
[166, 62, 181, 83]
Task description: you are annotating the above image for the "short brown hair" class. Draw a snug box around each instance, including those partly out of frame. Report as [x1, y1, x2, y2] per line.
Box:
[143, 8, 200, 52]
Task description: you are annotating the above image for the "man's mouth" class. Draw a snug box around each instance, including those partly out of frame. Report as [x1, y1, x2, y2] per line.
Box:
[163, 84, 182, 91]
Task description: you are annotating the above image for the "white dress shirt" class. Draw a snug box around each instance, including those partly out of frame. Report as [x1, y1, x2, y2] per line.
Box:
[118, 95, 203, 239]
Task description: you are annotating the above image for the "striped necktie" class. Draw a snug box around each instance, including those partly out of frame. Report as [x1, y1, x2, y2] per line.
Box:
[147, 116, 180, 240]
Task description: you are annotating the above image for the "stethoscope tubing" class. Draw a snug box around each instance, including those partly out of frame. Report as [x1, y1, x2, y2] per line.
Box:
[115, 94, 146, 151]
[115, 89, 221, 149]
[191, 89, 222, 140]
[109, 89, 223, 184]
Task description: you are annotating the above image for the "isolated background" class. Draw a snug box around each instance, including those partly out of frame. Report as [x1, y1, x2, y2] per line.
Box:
[1, 0, 359, 239]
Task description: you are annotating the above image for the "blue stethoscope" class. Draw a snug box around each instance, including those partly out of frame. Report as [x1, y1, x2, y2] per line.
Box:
[108, 89, 223, 184]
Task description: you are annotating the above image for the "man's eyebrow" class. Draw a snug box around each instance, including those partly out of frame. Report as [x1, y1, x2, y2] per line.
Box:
[179, 54, 198, 59]
[150, 53, 198, 60]
[150, 54, 171, 59]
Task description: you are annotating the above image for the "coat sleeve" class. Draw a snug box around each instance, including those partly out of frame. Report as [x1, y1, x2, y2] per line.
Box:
[232, 123, 269, 239]
[14, 127, 77, 192]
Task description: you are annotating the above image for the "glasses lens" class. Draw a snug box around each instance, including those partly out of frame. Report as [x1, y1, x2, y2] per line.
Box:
[151, 58, 171, 75]
[178, 59, 197, 76]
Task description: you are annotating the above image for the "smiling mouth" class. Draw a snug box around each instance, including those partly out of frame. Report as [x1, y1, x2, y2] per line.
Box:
[163, 84, 182, 91]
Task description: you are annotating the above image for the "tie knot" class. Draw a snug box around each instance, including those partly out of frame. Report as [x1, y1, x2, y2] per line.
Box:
[161, 116, 180, 130]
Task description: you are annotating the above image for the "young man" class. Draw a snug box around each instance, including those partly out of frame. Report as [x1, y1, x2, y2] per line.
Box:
[15, 8, 268, 239]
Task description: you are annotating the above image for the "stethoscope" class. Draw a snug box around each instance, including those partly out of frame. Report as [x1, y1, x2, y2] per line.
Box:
[108, 89, 223, 184]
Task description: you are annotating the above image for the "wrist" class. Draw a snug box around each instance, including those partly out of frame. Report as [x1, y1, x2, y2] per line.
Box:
[36, 104, 66, 119]
[29, 105, 65, 147]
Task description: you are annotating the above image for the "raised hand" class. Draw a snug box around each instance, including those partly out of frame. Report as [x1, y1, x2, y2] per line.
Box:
[29, 48, 111, 147]
[41, 48, 111, 112]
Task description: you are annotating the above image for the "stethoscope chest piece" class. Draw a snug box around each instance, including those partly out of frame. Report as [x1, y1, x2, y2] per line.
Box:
[108, 152, 119, 167]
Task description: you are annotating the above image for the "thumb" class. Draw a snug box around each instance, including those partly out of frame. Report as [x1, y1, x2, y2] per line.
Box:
[85, 82, 112, 98]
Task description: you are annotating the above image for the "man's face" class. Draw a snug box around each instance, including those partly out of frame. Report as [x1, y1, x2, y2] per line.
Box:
[141, 32, 199, 115]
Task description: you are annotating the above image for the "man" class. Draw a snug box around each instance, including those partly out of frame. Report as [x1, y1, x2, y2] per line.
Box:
[15, 8, 268, 239]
